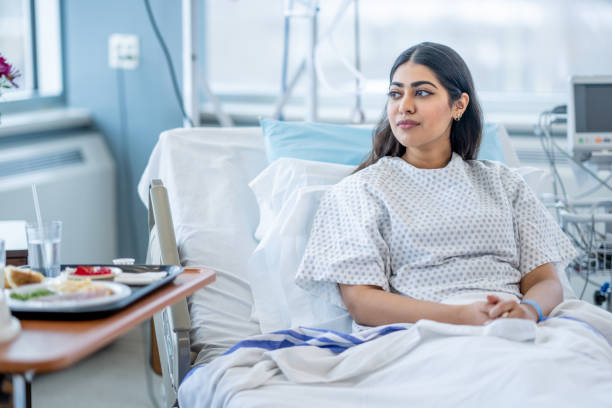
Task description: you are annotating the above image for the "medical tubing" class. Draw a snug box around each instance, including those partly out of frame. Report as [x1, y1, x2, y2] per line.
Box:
[580, 215, 596, 299]
[537, 114, 562, 216]
[573, 267, 604, 288]
[312, 0, 368, 95]
[545, 121, 612, 194]
[538, 111, 593, 251]
[573, 174, 612, 200]
[541, 112, 569, 203]
[538, 111, 569, 206]
[520, 299, 543, 322]
[143, 0, 194, 127]
[543, 114, 612, 269]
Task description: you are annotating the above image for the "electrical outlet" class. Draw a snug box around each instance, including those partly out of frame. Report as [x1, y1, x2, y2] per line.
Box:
[109, 34, 139, 70]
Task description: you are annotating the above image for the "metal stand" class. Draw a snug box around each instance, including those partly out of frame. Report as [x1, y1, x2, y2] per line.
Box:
[147, 180, 191, 408]
[12, 372, 33, 408]
[275, 0, 364, 123]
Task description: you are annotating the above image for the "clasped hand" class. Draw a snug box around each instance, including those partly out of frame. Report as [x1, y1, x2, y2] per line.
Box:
[460, 295, 539, 326]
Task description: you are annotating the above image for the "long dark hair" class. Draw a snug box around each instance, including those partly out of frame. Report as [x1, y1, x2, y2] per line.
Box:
[355, 42, 483, 173]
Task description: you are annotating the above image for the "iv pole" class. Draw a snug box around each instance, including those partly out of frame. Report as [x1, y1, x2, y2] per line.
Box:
[182, 0, 233, 127]
[275, 0, 364, 123]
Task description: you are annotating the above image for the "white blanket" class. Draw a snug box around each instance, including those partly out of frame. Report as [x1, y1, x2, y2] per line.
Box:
[179, 300, 612, 408]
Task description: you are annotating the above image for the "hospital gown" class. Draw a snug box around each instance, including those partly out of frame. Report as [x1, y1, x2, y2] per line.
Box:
[295, 153, 577, 309]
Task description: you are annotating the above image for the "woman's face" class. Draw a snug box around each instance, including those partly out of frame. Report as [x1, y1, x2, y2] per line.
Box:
[386, 62, 458, 158]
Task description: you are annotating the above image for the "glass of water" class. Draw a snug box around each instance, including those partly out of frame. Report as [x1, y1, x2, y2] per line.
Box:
[26, 221, 62, 278]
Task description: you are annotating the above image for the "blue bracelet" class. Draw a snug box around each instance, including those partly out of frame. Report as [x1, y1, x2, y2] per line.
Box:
[520, 299, 543, 323]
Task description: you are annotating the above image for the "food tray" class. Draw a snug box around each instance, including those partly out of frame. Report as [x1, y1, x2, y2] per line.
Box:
[7, 264, 183, 320]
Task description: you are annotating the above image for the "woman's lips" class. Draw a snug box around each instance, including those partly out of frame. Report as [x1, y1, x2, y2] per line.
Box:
[397, 119, 419, 129]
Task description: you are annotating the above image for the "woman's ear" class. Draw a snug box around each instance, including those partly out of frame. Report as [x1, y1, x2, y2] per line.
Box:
[454, 92, 470, 117]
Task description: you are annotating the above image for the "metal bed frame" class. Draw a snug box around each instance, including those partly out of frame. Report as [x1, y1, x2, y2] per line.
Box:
[146, 179, 192, 408]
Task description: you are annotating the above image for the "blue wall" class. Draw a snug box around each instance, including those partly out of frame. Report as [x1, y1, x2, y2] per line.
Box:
[63, 0, 201, 260]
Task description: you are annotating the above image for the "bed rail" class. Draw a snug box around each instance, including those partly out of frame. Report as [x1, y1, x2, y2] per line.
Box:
[146, 179, 191, 408]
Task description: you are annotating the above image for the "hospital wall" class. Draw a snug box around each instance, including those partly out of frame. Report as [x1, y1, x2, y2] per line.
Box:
[63, 0, 204, 261]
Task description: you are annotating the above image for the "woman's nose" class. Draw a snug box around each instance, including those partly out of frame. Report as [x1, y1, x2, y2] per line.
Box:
[398, 95, 415, 114]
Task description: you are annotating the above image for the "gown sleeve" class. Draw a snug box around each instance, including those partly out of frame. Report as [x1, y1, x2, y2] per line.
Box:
[504, 167, 578, 277]
[295, 177, 391, 309]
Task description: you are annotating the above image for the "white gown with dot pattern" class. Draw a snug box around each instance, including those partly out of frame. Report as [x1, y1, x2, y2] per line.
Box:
[295, 153, 577, 310]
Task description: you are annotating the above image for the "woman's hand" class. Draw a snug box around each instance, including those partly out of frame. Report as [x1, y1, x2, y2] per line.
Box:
[487, 295, 538, 322]
[457, 297, 500, 326]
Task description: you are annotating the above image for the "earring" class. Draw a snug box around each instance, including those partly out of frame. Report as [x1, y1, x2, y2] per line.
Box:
[454, 113, 462, 121]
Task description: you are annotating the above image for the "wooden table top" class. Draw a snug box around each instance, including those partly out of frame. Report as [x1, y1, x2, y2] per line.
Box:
[0, 267, 215, 374]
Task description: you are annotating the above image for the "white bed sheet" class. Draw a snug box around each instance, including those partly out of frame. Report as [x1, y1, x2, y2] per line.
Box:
[180, 299, 612, 408]
[138, 127, 268, 363]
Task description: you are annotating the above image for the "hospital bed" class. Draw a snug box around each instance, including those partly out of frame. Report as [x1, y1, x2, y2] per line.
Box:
[138, 124, 612, 408]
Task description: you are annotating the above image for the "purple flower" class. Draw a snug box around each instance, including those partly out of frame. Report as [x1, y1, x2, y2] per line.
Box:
[0, 54, 20, 88]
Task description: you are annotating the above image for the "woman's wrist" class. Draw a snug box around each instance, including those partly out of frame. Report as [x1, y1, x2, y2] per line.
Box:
[519, 300, 542, 322]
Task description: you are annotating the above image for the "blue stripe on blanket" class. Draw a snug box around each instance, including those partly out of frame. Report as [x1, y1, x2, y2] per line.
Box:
[223, 339, 301, 355]
[298, 327, 364, 345]
[222, 325, 408, 357]
[271, 329, 315, 342]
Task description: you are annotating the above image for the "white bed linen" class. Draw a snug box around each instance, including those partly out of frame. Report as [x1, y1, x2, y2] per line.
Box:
[179, 299, 612, 408]
[138, 127, 267, 363]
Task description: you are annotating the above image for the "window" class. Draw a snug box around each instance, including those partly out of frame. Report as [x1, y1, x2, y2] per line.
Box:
[0, 0, 63, 104]
[205, 0, 612, 120]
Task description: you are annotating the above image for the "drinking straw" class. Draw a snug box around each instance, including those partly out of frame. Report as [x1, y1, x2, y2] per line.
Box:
[31, 184, 48, 270]
[31, 184, 44, 229]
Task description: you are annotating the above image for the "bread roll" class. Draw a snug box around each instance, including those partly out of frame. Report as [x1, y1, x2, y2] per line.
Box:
[4, 266, 45, 288]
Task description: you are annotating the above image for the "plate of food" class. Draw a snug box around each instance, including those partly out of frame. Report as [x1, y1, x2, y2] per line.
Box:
[64, 265, 123, 280]
[6, 279, 131, 311]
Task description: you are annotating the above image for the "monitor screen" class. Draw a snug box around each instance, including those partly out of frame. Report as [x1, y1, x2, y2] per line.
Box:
[574, 83, 612, 133]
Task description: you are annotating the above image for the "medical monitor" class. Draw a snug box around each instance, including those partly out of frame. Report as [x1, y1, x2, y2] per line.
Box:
[568, 75, 612, 161]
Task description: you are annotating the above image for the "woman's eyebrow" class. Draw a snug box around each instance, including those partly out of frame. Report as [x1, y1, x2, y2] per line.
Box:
[411, 80, 438, 89]
[389, 80, 438, 89]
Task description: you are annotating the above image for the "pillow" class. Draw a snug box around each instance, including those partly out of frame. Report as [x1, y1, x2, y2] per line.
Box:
[260, 118, 509, 165]
[261, 118, 372, 165]
[249, 157, 354, 240]
[479, 123, 504, 162]
[247, 184, 352, 333]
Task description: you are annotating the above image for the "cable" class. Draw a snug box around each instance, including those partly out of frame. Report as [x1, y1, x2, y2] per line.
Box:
[546, 128, 612, 194]
[143, 0, 194, 127]
[573, 174, 612, 200]
[116, 69, 161, 408]
[537, 110, 593, 250]
[537, 111, 569, 206]
[116, 69, 140, 260]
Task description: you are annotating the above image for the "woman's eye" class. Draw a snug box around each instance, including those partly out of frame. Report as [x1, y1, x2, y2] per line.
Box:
[416, 89, 432, 97]
[387, 91, 401, 99]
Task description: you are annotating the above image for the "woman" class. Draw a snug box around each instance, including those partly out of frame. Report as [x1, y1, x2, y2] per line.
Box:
[295, 42, 576, 328]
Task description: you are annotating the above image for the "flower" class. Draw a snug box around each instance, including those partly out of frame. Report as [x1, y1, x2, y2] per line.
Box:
[0, 53, 20, 96]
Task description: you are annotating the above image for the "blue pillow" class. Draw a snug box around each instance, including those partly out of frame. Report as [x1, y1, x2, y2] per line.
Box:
[478, 123, 505, 162]
[260, 118, 372, 165]
[261, 118, 505, 165]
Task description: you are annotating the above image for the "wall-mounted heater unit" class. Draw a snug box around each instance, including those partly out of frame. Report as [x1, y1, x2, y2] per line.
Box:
[0, 131, 117, 263]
